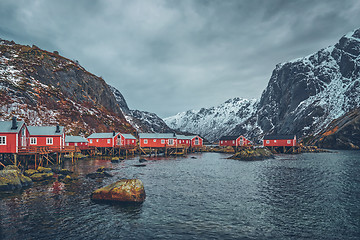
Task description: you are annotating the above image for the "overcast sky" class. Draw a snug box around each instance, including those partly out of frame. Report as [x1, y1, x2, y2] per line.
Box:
[1, 0, 360, 117]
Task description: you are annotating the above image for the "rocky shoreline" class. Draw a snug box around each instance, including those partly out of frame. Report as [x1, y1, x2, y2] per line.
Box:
[229, 148, 274, 161]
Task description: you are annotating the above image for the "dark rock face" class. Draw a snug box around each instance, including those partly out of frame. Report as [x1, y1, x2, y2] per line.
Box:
[255, 29, 360, 140]
[0, 39, 134, 135]
[309, 109, 360, 149]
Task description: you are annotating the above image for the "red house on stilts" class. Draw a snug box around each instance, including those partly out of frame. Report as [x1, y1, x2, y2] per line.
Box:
[263, 135, 296, 147]
[139, 133, 177, 148]
[87, 132, 121, 148]
[0, 117, 29, 154]
[27, 125, 65, 149]
[219, 135, 251, 147]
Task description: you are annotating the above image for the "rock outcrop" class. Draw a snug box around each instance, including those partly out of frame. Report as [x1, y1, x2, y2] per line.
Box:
[0, 165, 32, 191]
[91, 179, 146, 203]
[229, 148, 273, 161]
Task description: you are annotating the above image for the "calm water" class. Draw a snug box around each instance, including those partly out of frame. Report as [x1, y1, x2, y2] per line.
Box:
[1, 151, 360, 240]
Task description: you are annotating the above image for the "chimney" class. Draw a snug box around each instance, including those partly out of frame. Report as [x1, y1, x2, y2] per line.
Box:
[11, 117, 17, 130]
[113, 131, 116, 136]
[55, 125, 60, 133]
[173, 132, 176, 138]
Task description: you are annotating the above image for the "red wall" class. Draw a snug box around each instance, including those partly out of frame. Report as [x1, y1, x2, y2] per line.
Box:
[122, 138, 137, 147]
[178, 139, 191, 147]
[140, 138, 177, 148]
[30, 135, 63, 148]
[219, 139, 237, 147]
[0, 133, 17, 153]
[263, 139, 296, 147]
[88, 137, 117, 147]
[0, 125, 30, 153]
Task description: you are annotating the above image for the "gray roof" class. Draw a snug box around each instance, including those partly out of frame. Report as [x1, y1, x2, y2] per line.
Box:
[27, 126, 64, 136]
[120, 133, 136, 140]
[0, 120, 25, 133]
[87, 132, 119, 139]
[139, 133, 177, 139]
[65, 136, 88, 143]
[177, 135, 193, 140]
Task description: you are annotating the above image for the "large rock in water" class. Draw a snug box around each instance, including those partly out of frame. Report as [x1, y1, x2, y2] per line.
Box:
[91, 179, 146, 203]
[0, 166, 33, 191]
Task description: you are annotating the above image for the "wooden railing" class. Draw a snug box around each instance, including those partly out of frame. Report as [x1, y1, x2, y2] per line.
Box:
[18, 146, 76, 154]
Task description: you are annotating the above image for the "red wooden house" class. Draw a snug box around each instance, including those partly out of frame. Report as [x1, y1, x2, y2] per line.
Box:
[139, 133, 177, 148]
[119, 133, 137, 148]
[190, 135, 203, 147]
[28, 125, 65, 149]
[263, 135, 296, 147]
[65, 136, 89, 150]
[87, 132, 121, 148]
[0, 117, 29, 153]
[219, 135, 250, 147]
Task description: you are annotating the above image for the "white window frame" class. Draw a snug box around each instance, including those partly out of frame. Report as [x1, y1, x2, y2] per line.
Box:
[0, 136, 6, 145]
[266, 140, 270, 144]
[153, 139, 156, 142]
[90, 139, 93, 143]
[287, 140, 291, 144]
[195, 138, 199, 145]
[168, 139, 174, 145]
[220, 141, 223, 144]
[144, 139, 148, 144]
[46, 137, 53, 145]
[274, 140, 277, 143]
[30, 137, 37, 145]
[96, 139, 99, 142]
[161, 139, 165, 144]
[107, 139, 111, 144]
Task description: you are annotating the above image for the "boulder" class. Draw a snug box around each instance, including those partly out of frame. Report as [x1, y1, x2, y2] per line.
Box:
[62, 175, 72, 184]
[91, 179, 146, 203]
[0, 169, 33, 191]
[230, 148, 274, 161]
[3, 165, 21, 171]
[29, 172, 54, 181]
[37, 167, 52, 173]
[24, 169, 38, 177]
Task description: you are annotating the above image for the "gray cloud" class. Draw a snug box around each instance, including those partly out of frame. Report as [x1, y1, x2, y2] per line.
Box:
[1, 0, 360, 117]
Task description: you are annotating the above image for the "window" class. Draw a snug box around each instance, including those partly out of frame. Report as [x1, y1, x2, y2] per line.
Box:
[287, 140, 291, 144]
[90, 139, 93, 143]
[30, 137, 37, 145]
[168, 139, 174, 145]
[144, 139, 148, 144]
[75, 143, 78, 146]
[96, 139, 99, 142]
[0, 136, 6, 145]
[46, 138, 53, 145]
[153, 139, 156, 142]
[66, 143, 69, 146]
[107, 139, 111, 144]
[220, 141, 223, 144]
[232, 141, 235, 144]
[274, 140, 277, 143]
[161, 139, 165, 144]
[266, 140, 270, 144]
[195, 138, 199, 145]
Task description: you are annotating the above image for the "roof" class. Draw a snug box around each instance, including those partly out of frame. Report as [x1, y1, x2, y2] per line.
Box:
[177, 135, 202, 140]
[65, 136, 88, 143]
[120, 133, 136, 140]
[177, 135, 193, 140]
[0, 120, 25, 133]
[28, 126, 64, 136]
[87, 132, 119, 139]
[263, 135, 296, 140]
[139, 133, 177, 139]
[219, 136, 240, 141]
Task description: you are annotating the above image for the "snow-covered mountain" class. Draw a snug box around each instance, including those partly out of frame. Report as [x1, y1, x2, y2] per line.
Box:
[165, 28, 360, 145]
[164, 97, 257, 141]
[109, 85, 172, 133]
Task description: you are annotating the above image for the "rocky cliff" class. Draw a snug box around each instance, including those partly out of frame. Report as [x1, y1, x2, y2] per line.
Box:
[0, 39, 134, 135]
